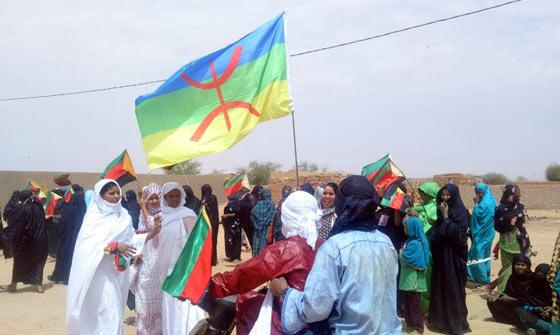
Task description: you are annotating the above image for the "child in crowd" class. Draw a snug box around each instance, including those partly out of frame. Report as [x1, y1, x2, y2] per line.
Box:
[399, 216, 430, 334]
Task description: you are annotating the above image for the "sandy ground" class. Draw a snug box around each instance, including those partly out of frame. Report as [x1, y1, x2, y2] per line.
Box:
[0, 210, 558, 335]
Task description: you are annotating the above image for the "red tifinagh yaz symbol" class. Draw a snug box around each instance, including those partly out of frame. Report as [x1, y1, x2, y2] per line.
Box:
[180, 46, 261, 142]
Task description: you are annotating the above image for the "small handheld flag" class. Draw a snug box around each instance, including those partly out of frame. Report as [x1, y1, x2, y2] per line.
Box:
[100, 150, 138, 187]
[361, 154, 409, 211]
[223, 173, 250, 198]
[162, 208, 212, 304]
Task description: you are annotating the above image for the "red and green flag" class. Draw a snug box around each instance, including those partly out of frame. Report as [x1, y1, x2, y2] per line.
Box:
[63, 188, 74, 203]
[162, 208, 212, 304]
[223, 173, 249, 198]
[100, 149, 138, 187]
[25, 180, 48, 200]
[45, 191, 62, 218]
[361, 154, 409, 210]
[53, 174, 72, 186]
[135, 13, 292, 169]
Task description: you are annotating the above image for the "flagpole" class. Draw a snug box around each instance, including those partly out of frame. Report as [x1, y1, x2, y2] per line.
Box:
[291, 111, 300, 186]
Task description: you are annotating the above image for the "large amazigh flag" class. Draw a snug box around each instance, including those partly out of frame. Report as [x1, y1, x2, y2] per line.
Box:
[361, 154, 408, 210]
[162, 207, 212, 304]
[223, 173, 250, 198]
[100, 150, 138, 187]
[135, 13, 292, 169]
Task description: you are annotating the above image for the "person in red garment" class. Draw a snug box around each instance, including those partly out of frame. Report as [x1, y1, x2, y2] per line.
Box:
[209, 191, 320, 335]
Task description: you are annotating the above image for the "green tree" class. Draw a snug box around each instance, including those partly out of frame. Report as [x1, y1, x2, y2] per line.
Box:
[169, 160, 201, 175]
[246, 161, 281, 185]
[545, 163, 560, 181]
[482, 172, 509, 185]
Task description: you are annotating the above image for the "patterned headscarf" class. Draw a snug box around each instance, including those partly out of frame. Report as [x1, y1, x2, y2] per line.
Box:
[142, 183, 161, 216]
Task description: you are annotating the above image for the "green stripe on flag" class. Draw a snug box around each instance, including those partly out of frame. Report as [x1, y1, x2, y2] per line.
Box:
[162, 209, 211, 297]
[135, 44, 287, 138]
[224, 173, 246, 188]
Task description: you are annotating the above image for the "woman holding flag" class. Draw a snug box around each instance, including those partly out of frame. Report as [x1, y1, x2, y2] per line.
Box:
[159, 182, 206, 335]
[66, 179, 160, 335]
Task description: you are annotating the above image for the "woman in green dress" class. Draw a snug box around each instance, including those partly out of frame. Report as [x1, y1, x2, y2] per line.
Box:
[492, 185, 531, 292]
[407, 182, 440, 313]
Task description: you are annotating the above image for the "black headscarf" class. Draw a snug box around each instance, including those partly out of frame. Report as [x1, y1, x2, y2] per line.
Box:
[504, 254, 533, 301]
[71, 184, 84, 193]
[328, 175, 380, 237]
[527, 263, 552, 307]
[299, 183, 314, 196]
[435, 183, 468, 229]
[3, 191, 21, 221]
[201, 184, 215, 204]
[183, 185, 201, 213]
[494, 185, 529, 251]
[122, 190, 141, 230]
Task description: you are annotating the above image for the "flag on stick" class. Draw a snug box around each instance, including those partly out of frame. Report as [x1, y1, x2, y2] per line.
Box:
[361, 154, 408, 210]
[100, 150, 138, 187]
[162, 208, 212, 304]
[135, 13, 293, 169]
[45, 191, 62, 218]
[223, 173, 249, 198]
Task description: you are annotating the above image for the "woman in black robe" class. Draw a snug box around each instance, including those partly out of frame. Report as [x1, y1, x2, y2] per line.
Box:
[1, 191, 48, 293]
[3, 191, 20, 221]
[49, 189, 87, 284]
[201, 184, 220, 266]
[512, 263, 553, 333]
[222, 189, 248, 262]
[428, 183, 470, 334]
[122, 190, 141, 230]
[183, 185, 201, 213]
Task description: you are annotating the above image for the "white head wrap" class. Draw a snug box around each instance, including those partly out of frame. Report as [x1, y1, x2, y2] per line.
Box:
[160, 182, 196, 225]
[281, 191, 321, 249]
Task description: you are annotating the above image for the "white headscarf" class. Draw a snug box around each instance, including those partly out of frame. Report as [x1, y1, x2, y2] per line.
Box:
[67, 179, 136, 332]
[161, 182, 196, 224]
[281, 191, 321, 250]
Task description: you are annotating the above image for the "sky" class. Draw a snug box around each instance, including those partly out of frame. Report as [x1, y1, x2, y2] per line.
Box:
[1, 0, 559, 179]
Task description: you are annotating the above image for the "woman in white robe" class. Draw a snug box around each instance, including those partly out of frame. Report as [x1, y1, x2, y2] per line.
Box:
[159, 182, 206, 335]
[66, 179, 160, 335]
[130, 183, 163, 335]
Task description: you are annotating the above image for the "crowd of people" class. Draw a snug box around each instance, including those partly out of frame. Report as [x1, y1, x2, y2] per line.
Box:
[0, 175, 559, 335]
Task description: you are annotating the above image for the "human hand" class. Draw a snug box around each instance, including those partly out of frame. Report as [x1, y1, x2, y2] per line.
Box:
[148, 217, 161, 240]
[269, 277, 289, 298]
[439, 202, 449, 219]
[511, 217, 517, 226]
[541, 306, 552, 318]
[139, 195, 147, 210]
[116, 243, 137, 257]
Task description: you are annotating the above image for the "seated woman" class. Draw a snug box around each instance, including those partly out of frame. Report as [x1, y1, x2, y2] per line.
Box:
[513, 263, 553, 334]
[209, 191, 320, 335]
[487, 254, 533, 325]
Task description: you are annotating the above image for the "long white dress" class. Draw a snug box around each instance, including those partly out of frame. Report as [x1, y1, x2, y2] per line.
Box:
[130, 214, 163, 335]
[160, 182, 206, 335]
[66, 180, 147, 335]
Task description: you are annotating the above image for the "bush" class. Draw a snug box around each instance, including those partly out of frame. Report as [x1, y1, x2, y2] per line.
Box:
[545, 163, 560, 181]
[298, 161, 319, 172]
[482, 172, 509, 185]
[246, 161, 281, 185]
[169, 160, 201, 175]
